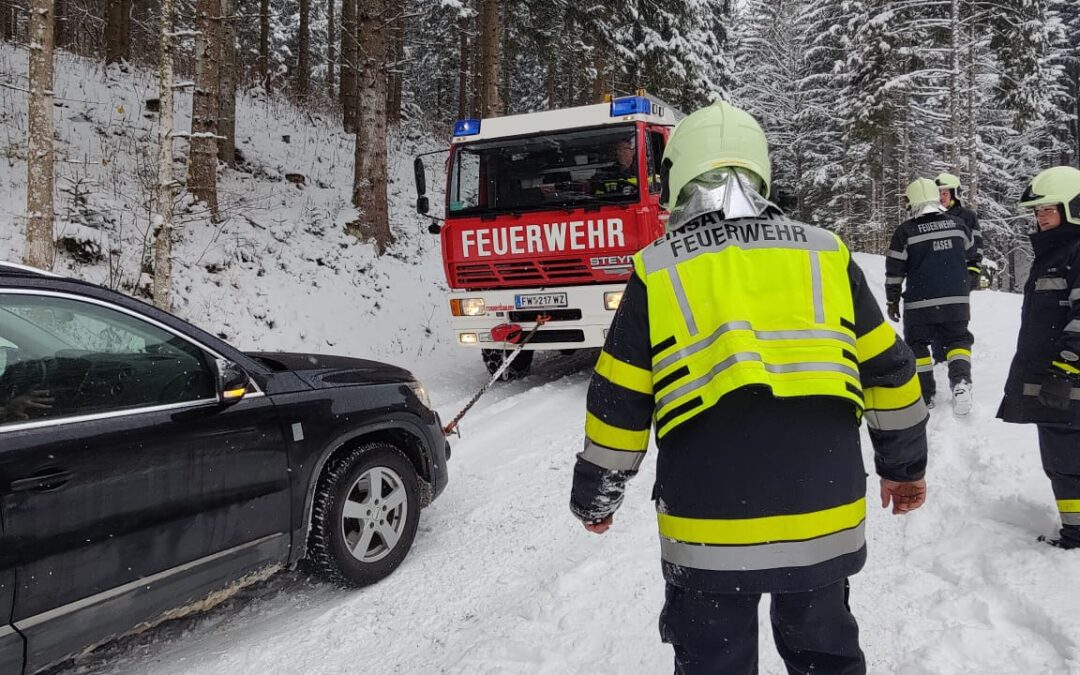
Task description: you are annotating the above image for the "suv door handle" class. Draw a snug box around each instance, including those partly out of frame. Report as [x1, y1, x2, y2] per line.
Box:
[10, 469, 74, 493]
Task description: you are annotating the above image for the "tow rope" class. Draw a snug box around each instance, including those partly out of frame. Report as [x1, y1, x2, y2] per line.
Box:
[442, 314, 551, 437]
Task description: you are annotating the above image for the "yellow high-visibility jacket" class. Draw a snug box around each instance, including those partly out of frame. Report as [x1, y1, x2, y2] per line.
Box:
[571, 208, 929, 593]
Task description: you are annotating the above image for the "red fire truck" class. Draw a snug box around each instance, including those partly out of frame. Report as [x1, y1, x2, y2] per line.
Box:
[415, 94, 683, 378]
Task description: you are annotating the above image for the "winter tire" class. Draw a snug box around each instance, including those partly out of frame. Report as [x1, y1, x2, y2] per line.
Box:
[482, 348, 533, 380]
[308, 443, 421, 587]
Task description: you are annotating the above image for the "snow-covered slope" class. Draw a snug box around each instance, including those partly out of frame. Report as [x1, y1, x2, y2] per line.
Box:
[42, 253, 1080, 675]
[1, 43, 457, 382]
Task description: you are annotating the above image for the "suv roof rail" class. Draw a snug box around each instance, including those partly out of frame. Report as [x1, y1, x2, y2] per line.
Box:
[0, 261, 61, 277]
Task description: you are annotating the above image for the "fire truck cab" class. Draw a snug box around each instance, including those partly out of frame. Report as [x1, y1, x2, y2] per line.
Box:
[416, 94, 683, 378]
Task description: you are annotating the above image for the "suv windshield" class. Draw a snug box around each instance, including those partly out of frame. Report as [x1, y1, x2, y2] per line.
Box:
[448, 125, 640, 217]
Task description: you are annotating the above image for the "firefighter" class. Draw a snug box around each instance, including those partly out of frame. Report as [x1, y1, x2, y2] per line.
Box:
[594, 138, 639, 195]
[998, 166, 1080, 550]
[930, 173, 984, 364]
[569, 101, 929, 674]
[886, 178, 979, 415]
[936, 172, 984, 290]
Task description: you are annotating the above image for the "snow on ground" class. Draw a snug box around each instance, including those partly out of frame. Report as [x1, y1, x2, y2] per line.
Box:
[5, 43, 1080, 675]
[45, 253, 1080, 675]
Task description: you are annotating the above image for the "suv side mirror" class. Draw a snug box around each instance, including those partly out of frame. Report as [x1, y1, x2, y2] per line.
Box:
[215, 358, 251, 404]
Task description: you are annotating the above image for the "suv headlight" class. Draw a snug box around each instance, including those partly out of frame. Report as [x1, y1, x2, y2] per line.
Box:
[408, 381, 432, 409]
[450, 298, 486, 316]
[604, 291, 623, 311]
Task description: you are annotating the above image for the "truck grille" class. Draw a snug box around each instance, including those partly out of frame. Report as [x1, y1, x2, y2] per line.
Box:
[453, 257, 593, 287]
[508, 309, 582, 322]
[529, 329, 585, 344]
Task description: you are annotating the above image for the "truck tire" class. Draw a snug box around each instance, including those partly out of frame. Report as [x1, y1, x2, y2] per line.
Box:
[307, 443, 421, 587]
[482, 348, 533, 380]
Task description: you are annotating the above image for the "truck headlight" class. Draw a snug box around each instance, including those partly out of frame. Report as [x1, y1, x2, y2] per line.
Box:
[450, 298, 486, 316]
[408, 381, 432, 409]
[459, 332, 479, 345]
[604, 291, 623, 311]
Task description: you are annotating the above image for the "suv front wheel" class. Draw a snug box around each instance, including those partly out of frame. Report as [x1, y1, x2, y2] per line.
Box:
[308, 443, 421, 586]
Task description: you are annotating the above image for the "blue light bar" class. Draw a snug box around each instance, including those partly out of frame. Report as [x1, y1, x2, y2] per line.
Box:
[610, 96, 652, 117]
[453, 119, 481, 137]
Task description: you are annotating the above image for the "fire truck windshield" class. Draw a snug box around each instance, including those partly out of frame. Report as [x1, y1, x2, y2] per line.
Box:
[447, 125, 640, 217]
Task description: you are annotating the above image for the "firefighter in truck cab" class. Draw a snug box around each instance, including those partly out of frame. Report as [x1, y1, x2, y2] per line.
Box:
[569, 100, 929, 674]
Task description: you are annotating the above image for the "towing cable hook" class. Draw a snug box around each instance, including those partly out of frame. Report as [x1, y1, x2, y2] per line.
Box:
[442, 314, 551, 437]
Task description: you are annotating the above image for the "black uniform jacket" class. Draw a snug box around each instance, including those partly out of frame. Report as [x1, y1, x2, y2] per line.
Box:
[571, 215, 928, 594]
[947, 200, 983, 270]
[885, 212, 978, 325]
[999, 226, 1080, 425]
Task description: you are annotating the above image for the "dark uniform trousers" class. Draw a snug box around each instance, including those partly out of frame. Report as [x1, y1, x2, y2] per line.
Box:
[660, 580, 866, 675]
[1038, 425, 1080, 547]
[904, 321, 973, 399]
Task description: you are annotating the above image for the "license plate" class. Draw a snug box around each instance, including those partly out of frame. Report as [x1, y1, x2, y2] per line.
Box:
[515, 293, 568, 309]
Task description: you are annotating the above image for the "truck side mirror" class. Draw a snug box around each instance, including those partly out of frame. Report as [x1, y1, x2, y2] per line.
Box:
[414, 157, 427, 196]
[428, 222, 442, 235]
[417, 195, 430, 215]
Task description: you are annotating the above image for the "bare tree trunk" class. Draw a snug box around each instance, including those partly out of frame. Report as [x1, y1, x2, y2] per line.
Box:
[119, 0, 130, 59]
[25, 0, 54, 269]
[152, 0, 177, 310]
[965, 16, 978, 208]
[53, 0, 65, 50]
[0, 0, 6, 43]
[218, 0, 236, 166]
[258, 0, 269, 88]
[326, 0, 335, 99]
[478, 0, 500, 117]
[469, 8, 481, 117]
[457, 14, 468, 119]
[105, 0, 126, 64]
[188, 0, 221, 218]
[948, 0, 960, 170]
[352, 0, 391, 254]
[297, 0, 309, 100]
[340, 0, 357, 131]
[385, 13, 403, 125]
[500, 12, 510, 114]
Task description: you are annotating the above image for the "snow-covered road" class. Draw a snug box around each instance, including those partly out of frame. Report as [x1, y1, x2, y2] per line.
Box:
[52, 254, 1080, 674]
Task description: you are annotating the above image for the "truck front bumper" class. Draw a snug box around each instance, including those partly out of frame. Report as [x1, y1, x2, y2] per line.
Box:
[448, 284, 624, 351]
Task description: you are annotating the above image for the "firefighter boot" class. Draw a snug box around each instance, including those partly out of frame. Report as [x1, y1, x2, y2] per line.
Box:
[1038, 534, 1080, 550]
[952, 381, 972, 417]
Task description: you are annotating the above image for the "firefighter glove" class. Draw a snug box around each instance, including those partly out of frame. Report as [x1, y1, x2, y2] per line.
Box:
[887, 301, 901, 323]
[969, 270, 982, 291]
[1038, 370, 1074, 411]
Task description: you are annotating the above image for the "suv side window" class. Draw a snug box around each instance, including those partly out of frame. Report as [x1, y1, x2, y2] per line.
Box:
[646, 130, 666, 195]
[0, 293, 216, 426]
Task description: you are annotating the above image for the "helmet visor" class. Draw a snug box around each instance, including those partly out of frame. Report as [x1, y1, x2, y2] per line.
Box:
[666, 168, 772, 231]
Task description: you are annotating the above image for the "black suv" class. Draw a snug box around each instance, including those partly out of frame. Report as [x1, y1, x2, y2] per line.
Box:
[0, 262, 450, 674]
